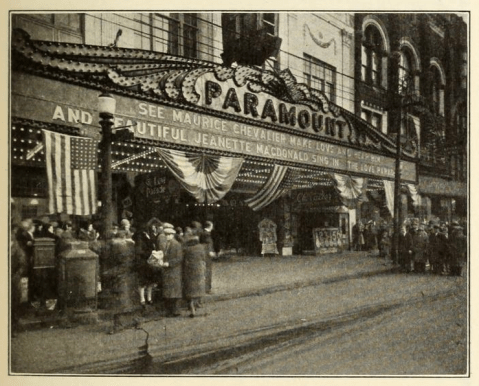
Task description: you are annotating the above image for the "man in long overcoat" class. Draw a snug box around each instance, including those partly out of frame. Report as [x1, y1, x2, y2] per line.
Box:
[412, 225, 429, 273]
[183, 227, 206, 317]
[449, 221, 466, 276]
[161, 226, 184, 317]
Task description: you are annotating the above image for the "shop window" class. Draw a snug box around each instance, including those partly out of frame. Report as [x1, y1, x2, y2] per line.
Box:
[152, 13, 198, 58]
[361, 25, 383, 87]
[304, 54, 336, 103]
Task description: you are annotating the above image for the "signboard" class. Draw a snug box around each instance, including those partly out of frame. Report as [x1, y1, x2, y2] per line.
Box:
[12, 73, 417, 182]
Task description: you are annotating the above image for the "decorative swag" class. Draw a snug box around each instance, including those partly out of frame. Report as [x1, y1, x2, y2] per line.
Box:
[331, 173, 367, 209]
[155, 148, 244, 204]
[245, 165, 299, 211]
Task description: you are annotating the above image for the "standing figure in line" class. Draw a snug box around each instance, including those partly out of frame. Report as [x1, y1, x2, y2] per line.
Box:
[161, 224, 184, 317]
[182, 227, 206, 318]
[200, 221, 215, 294]
[133, 220, 160, 307]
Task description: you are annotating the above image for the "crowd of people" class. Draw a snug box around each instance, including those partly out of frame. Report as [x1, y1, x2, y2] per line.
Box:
[352, 217, 467, 275]
[11, 216, 217, 335]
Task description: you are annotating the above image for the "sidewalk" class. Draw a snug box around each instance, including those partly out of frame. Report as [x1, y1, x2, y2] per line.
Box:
[11, 251, 463, 374]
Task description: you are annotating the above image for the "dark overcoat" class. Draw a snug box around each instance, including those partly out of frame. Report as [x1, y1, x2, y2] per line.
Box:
[161, 238, 184, 299]
[412, 229, 429, 263]
[183, 238, 206, 299]
[200, 230, 214, 291]
[101, 238, 138, 311]
[134, 231, 161, 286]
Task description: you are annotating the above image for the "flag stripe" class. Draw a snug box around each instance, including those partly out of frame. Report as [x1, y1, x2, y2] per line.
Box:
[44, 132, 55, 213]
[245, 165, 288, 210]
[64, 136, 72, 214]
[82, 169, 89, 215]
[73, 170, 82, 215]
[89, 170, 96, 215]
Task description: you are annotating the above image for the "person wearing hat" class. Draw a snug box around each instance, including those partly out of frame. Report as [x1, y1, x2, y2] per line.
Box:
[199, 221, 215, 294]
[448, 221, 466, 276]
[161, 225, 184, 317]
[412, 225, 429, 273]
[120, 219, 134, 240]
[428, 225, 441, 274]
[133, 221, 161, 307]
[182, 227, 206, 317]
[16, 219, 35, 303]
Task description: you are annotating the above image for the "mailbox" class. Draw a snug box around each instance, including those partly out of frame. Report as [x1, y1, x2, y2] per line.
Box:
[58, 241, 98, 311]
[32, 238, 57, 302]
[33, 238, 56, 268]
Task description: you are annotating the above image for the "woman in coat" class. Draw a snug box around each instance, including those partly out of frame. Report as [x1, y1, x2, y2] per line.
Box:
[133, 222, 160, 306]
[182, 227, 206, 317]
[161, 226, 184, 317]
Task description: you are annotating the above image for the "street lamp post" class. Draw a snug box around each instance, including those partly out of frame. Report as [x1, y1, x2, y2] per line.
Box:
[98, 93, 116, 238]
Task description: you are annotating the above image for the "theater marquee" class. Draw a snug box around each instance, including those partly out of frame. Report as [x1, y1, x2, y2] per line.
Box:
[12, 73, 417, 182]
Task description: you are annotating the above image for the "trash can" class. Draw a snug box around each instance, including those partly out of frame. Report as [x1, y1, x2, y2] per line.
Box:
[58, 241, 98, 311]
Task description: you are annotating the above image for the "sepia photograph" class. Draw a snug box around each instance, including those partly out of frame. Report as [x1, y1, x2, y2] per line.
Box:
[7, 5, 471, 378]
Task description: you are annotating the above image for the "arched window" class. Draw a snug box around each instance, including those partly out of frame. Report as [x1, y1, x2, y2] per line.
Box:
[398, 48, 414, 95]
[429, 64, 444, 116]
[361, 25, 383, 86]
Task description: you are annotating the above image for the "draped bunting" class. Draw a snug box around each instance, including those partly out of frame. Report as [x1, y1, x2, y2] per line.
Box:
[383, 179, 395, 217]
[331, 174, 366, 209]
[245, 165, 299, 211]
[405, 183, 420, 206]
[154, 148, 244, 204]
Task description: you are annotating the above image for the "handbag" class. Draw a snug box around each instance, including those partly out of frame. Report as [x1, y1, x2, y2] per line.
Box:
[147, 250, 165, 268]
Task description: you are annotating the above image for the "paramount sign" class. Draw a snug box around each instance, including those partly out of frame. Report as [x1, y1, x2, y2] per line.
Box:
[195, 73, 350, 142]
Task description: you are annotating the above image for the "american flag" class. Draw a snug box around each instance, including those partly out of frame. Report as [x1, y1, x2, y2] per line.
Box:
[43, 130, 98, 215]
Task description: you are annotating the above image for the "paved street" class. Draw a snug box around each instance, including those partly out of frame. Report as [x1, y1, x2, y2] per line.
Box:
[10, 252, 467, 375]
[194, 288, 467, 375]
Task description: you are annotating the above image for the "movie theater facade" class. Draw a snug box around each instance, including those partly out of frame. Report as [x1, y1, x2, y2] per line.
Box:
[11, 29, 418, 255]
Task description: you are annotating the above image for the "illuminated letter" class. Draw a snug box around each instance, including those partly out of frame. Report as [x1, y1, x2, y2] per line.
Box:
[244, 93, 259, 117]
[205, 81, 222, 106]
[223, 88, 242, 112]
[279, 103, 296, 126]
[261, 99, 278, 122]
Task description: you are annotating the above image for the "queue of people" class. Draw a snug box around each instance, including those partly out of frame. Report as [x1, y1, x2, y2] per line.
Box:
[353, 217, 467, 276]
[11, 216, 217, 335]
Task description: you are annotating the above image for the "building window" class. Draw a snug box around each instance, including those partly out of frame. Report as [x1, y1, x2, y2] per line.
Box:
[361, 25, 383, 86]
[430, 65, 444, 116]
[361, 109, 383, 131]
[12, 13, 84, 43]
[398, 48, 414, 95]
[304, 54, 336, 103]
[261, 13, 277, 36]
[221, 13, 280, 67]
[152, 13, 198, 58]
